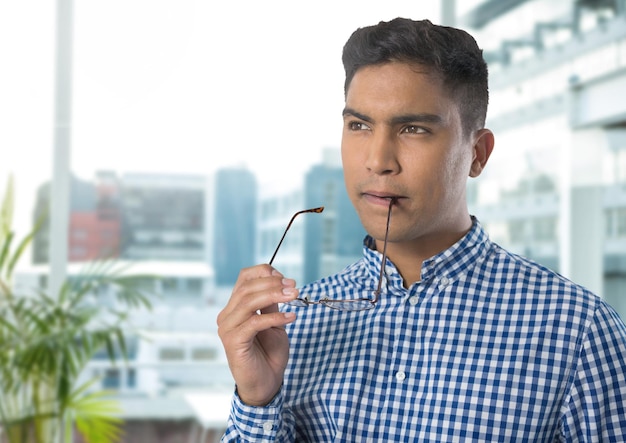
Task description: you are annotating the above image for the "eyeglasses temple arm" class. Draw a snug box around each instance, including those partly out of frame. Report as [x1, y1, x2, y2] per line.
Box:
[375, 198, 396, 295]
[268, 206, 324, 266]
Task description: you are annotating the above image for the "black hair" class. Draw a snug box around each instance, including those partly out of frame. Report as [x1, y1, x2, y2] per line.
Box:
[342, 18, 489, 135]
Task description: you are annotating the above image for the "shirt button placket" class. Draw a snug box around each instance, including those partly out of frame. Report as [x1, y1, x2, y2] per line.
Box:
[439, 276, 450, 288]
[408, 284, 422, 306]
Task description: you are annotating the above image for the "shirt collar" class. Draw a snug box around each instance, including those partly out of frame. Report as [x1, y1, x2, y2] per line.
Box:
[362, 217, 491, 292]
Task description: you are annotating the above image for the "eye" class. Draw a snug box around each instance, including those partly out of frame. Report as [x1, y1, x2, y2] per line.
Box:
[402, 125, 428, 134]
[347, 121, 371, 131]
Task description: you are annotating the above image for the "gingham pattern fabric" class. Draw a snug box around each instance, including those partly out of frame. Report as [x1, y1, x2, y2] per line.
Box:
[222, 219, 626, 442]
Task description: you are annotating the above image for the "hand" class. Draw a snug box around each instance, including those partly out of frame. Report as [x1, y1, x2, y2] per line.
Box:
[217, 264, 298, 406]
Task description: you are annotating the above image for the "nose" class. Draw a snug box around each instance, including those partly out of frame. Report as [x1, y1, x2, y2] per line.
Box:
[365, 131, 400, 175]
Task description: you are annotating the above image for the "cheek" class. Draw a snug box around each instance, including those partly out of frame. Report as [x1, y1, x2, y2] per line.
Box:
[439, 149, 474, 193]
[412, 149, 467, 196]
[342, 167, 361, 203]
[341, 144, 362, 178]
[340, 152, 356, 189]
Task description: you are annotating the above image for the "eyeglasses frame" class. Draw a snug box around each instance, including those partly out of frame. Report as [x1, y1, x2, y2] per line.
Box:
[269, 198, 396, 311]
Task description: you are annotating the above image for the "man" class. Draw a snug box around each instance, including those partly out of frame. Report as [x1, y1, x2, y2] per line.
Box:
[218, 18, 626, 441]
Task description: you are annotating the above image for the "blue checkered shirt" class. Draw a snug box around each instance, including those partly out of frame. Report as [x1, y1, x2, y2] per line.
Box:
[222, 219, 626, 442]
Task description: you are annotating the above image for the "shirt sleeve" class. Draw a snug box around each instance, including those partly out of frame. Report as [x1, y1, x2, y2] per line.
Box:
[560, 300, 626, 441]
[220, 387, 296, 442]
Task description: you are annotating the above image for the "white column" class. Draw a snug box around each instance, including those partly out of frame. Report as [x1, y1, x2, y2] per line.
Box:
[560, 127, 605, 295]
[49, 0, 73, 297]
[440, 0, 456, 26]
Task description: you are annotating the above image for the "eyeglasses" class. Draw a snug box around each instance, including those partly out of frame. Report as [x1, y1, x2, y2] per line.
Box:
[269, 198, 396, 311]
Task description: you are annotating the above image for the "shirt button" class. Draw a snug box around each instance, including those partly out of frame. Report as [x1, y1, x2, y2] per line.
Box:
[439, 276, 450, 287]
[396, 371, 406, 381]
[408, 296, 419, 306]
[262, 421, 273, 432]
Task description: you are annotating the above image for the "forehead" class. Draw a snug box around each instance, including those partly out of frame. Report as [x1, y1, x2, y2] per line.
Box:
[348, 61, 441, 89]
[345, 62, 456, 118]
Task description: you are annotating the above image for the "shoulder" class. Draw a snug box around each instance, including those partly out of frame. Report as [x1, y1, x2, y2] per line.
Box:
[473, 242, 606, 328]
[485, 242, 597, 297]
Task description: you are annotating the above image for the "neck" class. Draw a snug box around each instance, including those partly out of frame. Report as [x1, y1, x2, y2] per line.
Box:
[377, 219, 473, 288]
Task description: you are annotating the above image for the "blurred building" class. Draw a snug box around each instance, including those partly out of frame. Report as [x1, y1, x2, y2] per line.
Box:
[257, 184, 308, 282]
[454, 0, 626, 318]
[212, 167, 257, 286]
[32, 171, 208, 264]
[32, 172, 122, 263]
[120, 173, 206, 261]
[303, 149, 365, 282]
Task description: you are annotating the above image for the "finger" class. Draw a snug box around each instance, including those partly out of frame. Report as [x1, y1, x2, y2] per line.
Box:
[231, 264, 279, 293]
[261, 285, 297, 315]
[230, 278, 297, 322]
[219, 310, 296, 353]
[220, 265, 279, 319]
[238, 311, 297, 338]
[218, 275, 297, 329]
[230, 275, 293, 311]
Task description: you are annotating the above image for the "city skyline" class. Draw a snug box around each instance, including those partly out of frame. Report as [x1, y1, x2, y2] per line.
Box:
[27, 152, 364, 289]
[1, 1, 442, 252]
[3, 1, 626, 439]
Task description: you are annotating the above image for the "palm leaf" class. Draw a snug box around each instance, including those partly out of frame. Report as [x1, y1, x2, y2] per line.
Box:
[0, 176, 14, 240]
[0, 178, 160, 443]
[66, 383, 124, 443]
[6, 213, 46, 279]
[0, 230, 14, 279]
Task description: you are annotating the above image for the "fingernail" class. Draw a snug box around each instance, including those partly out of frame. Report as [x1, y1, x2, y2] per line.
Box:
[282, 287, 297, 296]
[282, 278, 296, 287]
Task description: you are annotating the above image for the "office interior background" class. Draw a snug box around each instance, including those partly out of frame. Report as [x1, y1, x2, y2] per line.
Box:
[2, 0, 626, 441]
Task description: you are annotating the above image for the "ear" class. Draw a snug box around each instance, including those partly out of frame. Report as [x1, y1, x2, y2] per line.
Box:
[469, 128, 494, 178]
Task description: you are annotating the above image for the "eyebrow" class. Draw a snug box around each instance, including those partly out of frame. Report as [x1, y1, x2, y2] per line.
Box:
[342, 107, 444, 126]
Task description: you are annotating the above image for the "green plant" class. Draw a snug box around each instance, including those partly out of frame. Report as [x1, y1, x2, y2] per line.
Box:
[0, 177, 154, 443]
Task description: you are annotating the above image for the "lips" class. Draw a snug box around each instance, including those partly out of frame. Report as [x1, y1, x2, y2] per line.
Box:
[361, 191, 404, 206]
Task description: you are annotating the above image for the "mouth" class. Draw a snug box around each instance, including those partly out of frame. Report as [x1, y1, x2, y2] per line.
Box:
[361, 191, 404, 206]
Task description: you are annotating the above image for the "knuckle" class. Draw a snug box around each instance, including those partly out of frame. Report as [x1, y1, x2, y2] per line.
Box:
[239, 263, 273, 279]
[216, 310, 225, 326]
[246, 312, 274, 331]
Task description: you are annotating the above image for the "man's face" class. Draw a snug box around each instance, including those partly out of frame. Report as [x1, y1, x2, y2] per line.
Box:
[341, 61, 484, 250]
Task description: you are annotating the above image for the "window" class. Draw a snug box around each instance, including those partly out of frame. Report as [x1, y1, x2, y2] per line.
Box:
[186, 278, 202, 294]
[533, 217, 557, 242]
[607, 207, 626, 239]
[322, 219, 335, 253]
[72, 229, 88, 239]
[163, 278, 178, 294]
[102, 368, 120, 389]
[127, 368, 136, 388]
[508, 220, 527, 244]
[159, 347, 185, 361]
[191, 347, 217, 361]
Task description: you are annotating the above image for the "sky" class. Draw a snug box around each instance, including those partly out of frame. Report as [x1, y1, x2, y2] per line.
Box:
[1, 0, 442, 239]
